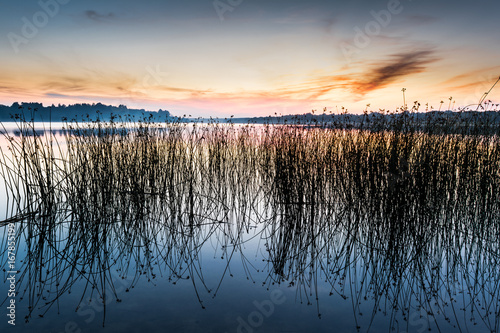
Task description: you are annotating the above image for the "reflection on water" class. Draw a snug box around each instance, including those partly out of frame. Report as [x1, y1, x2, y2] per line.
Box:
[1, 120, 500, 332]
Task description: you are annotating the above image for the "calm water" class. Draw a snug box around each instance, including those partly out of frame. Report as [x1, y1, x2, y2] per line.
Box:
[1, 123, 499, 333]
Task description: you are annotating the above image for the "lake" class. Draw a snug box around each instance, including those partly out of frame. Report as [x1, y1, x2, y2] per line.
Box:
[1, 119, 499, 332]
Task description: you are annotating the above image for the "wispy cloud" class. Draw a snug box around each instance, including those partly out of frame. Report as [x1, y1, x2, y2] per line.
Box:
[237, 49, 440, 102]
[267, 75, 351, 100]
[439, 67, 500, 89]
[351, 49, 438, 95]
[85, 10, 115, 21]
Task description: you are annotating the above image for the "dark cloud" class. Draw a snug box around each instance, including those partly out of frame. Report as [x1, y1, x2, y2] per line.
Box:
[404, 15, 438, 25]
[320, 17, 339, 33]
[353, 49, 439, 95]
[85, 10, 115, 21]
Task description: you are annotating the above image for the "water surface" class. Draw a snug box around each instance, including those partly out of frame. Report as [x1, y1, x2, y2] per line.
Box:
[1, 121, 499, 332]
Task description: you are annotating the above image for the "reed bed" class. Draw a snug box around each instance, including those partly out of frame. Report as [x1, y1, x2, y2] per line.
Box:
[1, 114, 499, 331]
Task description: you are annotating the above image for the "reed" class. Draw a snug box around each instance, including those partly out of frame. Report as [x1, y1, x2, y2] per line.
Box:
[1, 110, 499, 331]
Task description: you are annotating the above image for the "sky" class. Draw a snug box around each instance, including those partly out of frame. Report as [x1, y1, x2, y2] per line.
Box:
[0, 0, 499, 117]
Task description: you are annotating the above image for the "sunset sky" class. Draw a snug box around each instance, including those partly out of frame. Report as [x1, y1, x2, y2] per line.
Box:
[1, 0, 499, 117]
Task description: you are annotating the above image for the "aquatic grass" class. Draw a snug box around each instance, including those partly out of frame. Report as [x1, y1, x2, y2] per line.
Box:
[0, 111, 499, 331]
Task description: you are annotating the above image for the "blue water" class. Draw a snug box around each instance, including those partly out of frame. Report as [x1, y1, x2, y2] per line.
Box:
[1, 124, 498, 333]
[2, 216, 496, 333]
